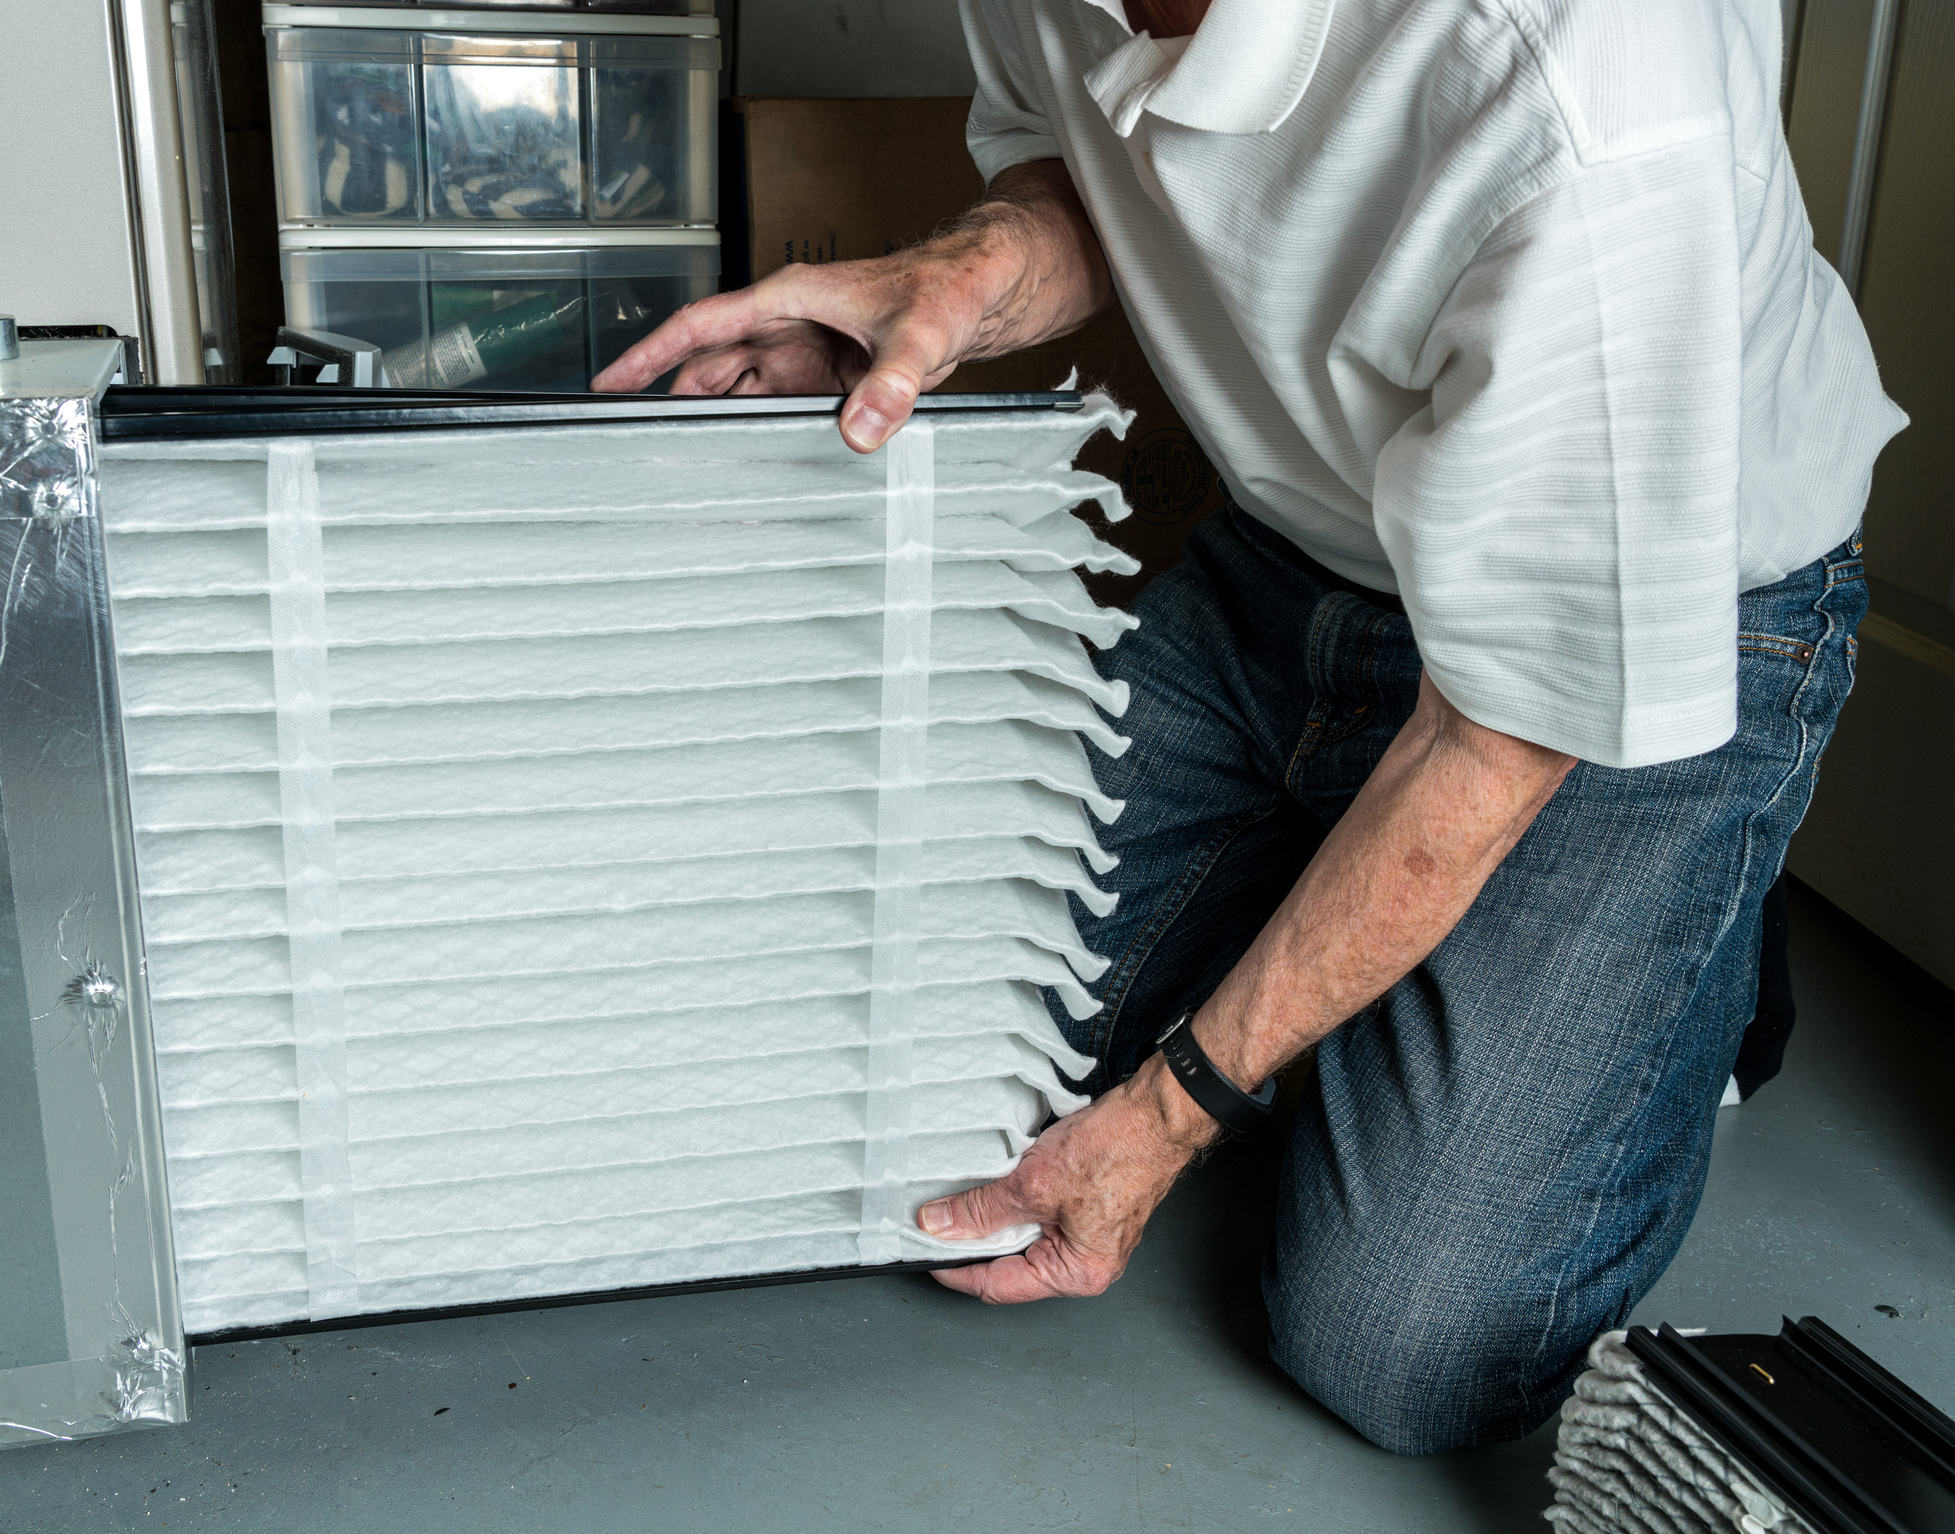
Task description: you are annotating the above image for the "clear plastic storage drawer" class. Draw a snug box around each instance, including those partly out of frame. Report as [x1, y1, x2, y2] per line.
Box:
[281, 236, 719, 390]
[267, 8, 718, 227]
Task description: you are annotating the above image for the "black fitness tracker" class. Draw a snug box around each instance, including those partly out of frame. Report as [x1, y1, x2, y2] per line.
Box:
[1154, 1013, 1277, 1133]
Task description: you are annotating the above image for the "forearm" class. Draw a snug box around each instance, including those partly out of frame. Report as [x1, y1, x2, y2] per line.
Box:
[923, 675, 1574, 1299]
[942, 160, 1114, 358]
[1137, 675, 1576, 1151]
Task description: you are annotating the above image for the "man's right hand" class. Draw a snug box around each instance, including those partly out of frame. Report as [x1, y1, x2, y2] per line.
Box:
[589, 160, 1112, 454]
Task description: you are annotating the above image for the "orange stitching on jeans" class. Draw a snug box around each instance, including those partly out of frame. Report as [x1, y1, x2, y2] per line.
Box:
[1738, 632, 1815, 663]
[1287, 594, 1390, 793]
[1284, 703, 1372, 793]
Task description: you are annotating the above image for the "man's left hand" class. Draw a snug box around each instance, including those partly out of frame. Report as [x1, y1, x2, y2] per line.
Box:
[916, 675, 1575, 1304]
[920, 1052, 1221, 1302]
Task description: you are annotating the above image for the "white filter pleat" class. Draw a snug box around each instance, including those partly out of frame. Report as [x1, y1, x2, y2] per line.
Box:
[129, 777, 1118, 901]
[121, 668, 1130, 774]
[97, 510, 1139, 605]
[113, 606, 1125, 719]
[138, 836, 1117, 945]
[148, 932, 1101, 1051]
[861, 420, 933, 1264]
[264, 441, 357, 1319]
[109, 559, 1132, 655]
[101, 401, 1132, 1330]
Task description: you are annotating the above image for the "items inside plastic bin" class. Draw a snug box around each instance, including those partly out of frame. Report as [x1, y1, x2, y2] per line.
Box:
[425, 51, 583, 220]
[307, 58, 419, 219]
[269, 24, 719, 227]
[279, 238, 719, 392]
[590, 61, 689, 220]
[381, 280, 654, 389]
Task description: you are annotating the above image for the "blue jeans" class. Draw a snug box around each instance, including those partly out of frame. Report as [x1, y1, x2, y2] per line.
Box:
[1058, 507, 1865, 1454]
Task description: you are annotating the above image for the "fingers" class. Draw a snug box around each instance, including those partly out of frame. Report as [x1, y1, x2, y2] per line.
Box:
[915, 1081, 1202, 1308]
[667, 345, 757, 398]
[929, 1230, 1125, 1305]
[594, 262, 874, 395]
[591, 288, 765, 393]
[916, 1168, 1040, 1243]
[931, 1251, 1057, 1305]
[589, 257, 971, 455]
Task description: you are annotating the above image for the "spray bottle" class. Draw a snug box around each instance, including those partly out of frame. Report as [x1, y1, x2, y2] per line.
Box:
[382, 290, 585, 390]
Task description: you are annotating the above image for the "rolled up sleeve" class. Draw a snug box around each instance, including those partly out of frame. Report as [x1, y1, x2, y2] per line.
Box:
[1373, 138, 1746, 768]
[960, 0, 1064, 182]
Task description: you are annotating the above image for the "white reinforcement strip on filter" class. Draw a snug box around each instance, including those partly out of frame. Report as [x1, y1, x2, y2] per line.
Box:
[267, 440, 358, 1317]
[859, 419, 935, 1265]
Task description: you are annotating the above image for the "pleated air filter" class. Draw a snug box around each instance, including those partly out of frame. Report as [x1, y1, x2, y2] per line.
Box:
[89, 391, 1138, 1338]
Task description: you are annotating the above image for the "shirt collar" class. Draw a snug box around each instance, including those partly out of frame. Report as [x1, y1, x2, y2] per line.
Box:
[1080, 0, 1335, 138]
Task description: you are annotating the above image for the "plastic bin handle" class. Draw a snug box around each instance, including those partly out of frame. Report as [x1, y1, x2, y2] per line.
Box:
[269, 326, 383, 388]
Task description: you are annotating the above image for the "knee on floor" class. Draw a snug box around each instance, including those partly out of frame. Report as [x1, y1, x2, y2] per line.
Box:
[1264, 1267, 1588, 1456]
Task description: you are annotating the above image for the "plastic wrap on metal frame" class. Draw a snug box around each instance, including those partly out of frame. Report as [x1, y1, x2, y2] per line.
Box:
[0, 359, 187, 1449]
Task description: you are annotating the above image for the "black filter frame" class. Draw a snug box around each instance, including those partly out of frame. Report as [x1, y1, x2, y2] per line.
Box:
[186, 1256, 995, 1349]
[99, 384, 1085, 442]
[1624, 1318, 1955, 1534]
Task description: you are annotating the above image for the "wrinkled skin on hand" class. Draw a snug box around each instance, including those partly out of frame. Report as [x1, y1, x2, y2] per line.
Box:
[917, 677, 1574, 1305]
[921, 1059, 1218, 1303]
[591, 160, 1113, 454]
[593, 250, 996, 452]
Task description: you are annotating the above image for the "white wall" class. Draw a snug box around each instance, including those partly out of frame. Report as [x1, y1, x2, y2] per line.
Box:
[735, 0, 976, 97]
[0, 2, 144, 337]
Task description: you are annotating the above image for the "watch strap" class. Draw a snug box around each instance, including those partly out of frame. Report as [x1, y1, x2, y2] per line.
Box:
[1155, 1014, 1276, 1134]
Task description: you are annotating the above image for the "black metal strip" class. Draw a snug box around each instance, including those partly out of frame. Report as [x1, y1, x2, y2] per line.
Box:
[98, 386, 1086, 442]
[1626, 1323, 1897, 1534]
[1782, 1316, 1955, 1483]
[185, 1254, 992, 1349]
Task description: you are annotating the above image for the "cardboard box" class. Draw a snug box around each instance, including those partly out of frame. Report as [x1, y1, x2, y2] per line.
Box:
[725, 96, 1225, 608]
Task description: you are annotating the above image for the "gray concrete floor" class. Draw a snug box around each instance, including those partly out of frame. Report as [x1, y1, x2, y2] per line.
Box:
[3, 883, 1950, 1533]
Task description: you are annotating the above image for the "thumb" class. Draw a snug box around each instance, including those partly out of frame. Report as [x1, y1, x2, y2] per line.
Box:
[916, 1168, 1040, 1242]
[838, 362, 923, 454]
[838, 312, 959, 452]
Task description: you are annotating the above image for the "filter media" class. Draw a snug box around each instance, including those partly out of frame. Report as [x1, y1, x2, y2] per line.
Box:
[96, 397, 1138, 1335]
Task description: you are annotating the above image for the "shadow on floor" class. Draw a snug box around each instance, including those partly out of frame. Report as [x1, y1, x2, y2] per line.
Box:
[1781, 882, 1955, 1206]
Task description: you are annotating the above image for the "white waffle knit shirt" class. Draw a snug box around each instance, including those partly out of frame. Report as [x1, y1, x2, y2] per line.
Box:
[960, 0, 1907, 767]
